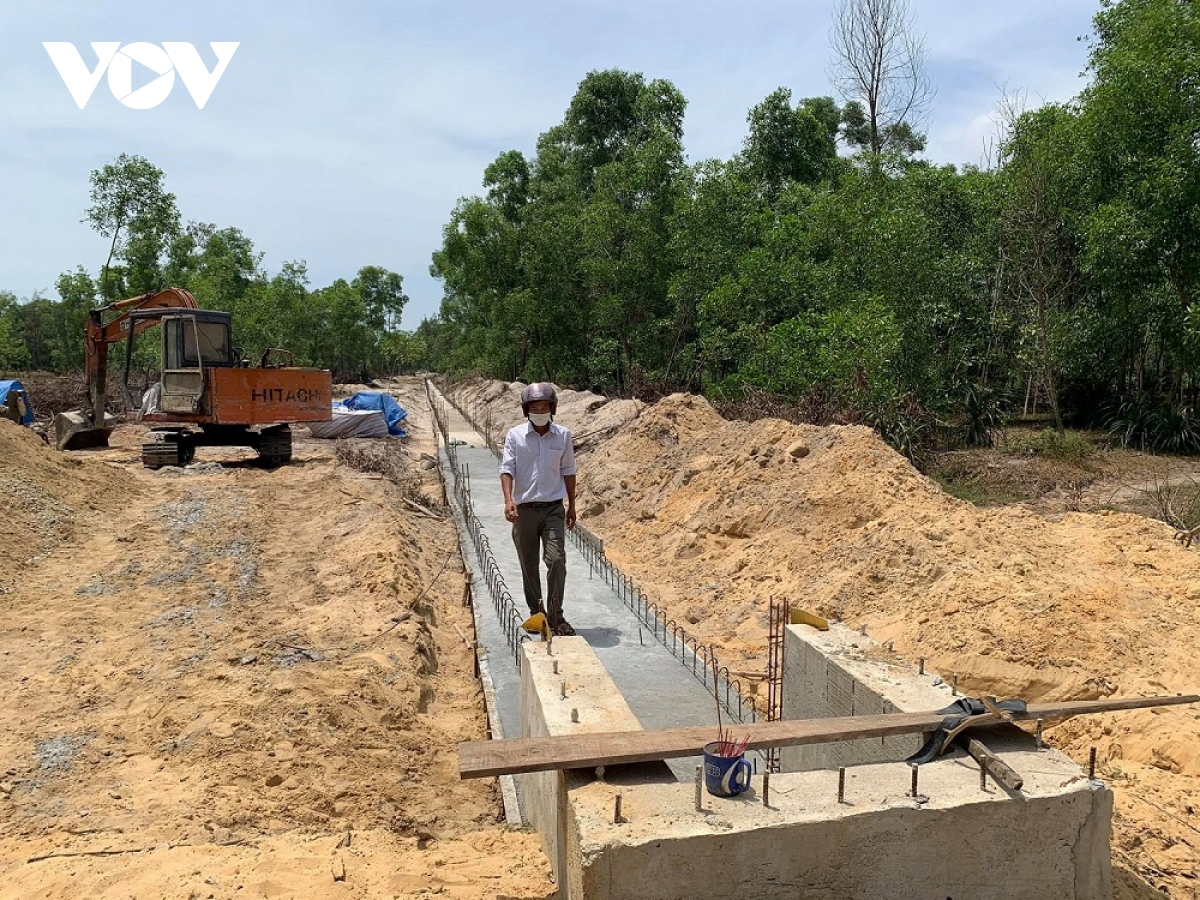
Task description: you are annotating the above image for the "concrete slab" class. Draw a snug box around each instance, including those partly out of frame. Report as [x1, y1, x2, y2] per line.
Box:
[518, 639, 676, 892]
[569, 762, 1112, 900]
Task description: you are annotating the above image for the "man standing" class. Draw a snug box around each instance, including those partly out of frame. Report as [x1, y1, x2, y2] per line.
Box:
[500, 382, 577, 637]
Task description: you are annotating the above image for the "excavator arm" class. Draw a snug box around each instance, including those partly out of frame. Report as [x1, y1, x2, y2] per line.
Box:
[84, 288, 199, 423]
[56, 288, 199, 450]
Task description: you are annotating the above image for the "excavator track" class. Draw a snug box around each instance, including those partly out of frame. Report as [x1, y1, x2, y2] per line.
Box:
[256, 425, 292, 468]
[141, 430, 195, 469]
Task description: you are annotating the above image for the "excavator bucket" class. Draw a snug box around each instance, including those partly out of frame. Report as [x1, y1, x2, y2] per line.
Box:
[54, 410, 117, 451]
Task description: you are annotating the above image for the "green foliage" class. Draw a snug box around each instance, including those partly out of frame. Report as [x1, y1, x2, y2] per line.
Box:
[1106, 397, 1200, 454]
[0, 291, 28, 369]
[731, 300, 902, 406]
[85, 153, 180, 299]
[960, 382, 1009, 449]
[741, 89, 840, 196]
[933, 477, 1024, 508]
[1004, 428, 1096, 461]
[867, 393, 935, 465]
[414, 20, 1200, 458]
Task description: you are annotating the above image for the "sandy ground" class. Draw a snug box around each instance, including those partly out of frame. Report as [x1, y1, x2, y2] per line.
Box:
[0, 378, 553, 900]
[450, 378, 1200, 898]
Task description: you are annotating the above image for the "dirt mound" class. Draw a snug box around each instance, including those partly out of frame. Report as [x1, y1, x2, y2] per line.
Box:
[445, 381, 1200, 763]
[573, 393, 1200, 755]
[0, 419, 131, 564]
[448, 376, 645, 452]
[0, 381, 554, 900]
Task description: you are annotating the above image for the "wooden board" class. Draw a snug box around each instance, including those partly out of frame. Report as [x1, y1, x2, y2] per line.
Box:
[458, 694, 1199, 779]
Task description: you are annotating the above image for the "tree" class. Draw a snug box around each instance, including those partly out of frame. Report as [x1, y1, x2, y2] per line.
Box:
[998, 106, 1087, 434]
[1079, 0, 1200, 406]
[483, 150, 530, 223]
[352, 265, 409, 333]
[741, 89, 841, 197]
[0, 291, 28, 369]
[84, 154, 180, 299]
[53, 268, 98, 370]
[381, 331, 427, 373]
[828, 0, 934, 156]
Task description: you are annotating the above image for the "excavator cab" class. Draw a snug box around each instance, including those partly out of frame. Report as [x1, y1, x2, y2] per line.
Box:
[121, 308, 233, 416]
[159, 311, 233, 415]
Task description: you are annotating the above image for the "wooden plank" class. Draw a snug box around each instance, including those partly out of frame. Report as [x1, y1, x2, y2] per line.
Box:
[960, 736, 1024, 792]
[789, 607, 830, 631]
[458, 694, 1199, 779]
[979, 695, 1015, 723]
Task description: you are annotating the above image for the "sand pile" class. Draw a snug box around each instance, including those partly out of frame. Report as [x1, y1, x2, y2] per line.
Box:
[448, 376, 644, 453]
[0, 418, 131, 563]
[569, 394, 1200, 768]
[0, 383, 554, 899]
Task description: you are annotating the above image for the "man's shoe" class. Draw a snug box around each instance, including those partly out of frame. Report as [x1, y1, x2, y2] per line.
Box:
[553, 620, 576, 637]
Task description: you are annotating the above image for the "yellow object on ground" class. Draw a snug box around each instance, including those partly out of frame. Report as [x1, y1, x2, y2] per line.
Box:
[521, 612, 551, 640]
[790, 608, 830, 631]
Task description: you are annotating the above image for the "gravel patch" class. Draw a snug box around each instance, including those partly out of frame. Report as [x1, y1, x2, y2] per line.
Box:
[34, 734, 93, 771]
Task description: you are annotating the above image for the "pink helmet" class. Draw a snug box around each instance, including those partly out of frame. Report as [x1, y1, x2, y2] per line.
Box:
[521, 382, 558, 416]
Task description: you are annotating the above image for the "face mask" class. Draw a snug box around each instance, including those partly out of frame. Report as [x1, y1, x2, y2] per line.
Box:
[529, 412, 552, 427]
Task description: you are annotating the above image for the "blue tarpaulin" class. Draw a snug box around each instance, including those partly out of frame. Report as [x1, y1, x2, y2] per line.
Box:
[0, 380, 33, 425]
[340, 392, 408, 437]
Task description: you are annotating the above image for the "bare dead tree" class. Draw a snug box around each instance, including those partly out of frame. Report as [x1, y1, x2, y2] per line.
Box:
[989, 83, 1029, 169]
[828, 0, 935, 155]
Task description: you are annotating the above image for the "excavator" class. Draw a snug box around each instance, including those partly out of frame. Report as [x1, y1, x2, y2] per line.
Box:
[55, 287, 332, 468]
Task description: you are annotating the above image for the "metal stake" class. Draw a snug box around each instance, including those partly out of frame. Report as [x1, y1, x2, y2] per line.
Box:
[980, 763, 988, 792]
[561, 681, 567, 700]
[918, 657, 925, 676]
[762, 773, 770, 808]
[552, 660, 559, 675]
[1034, 717, 1044, 750]
[838, 767, 846, 804]
[859, 623, 868, 636]
[910, 765, 919, 797]
[952, 675, 958, 696]
[695, 765, 703, 811]
[1089, 747, 1097, 780]
[614, 793, 623, 824]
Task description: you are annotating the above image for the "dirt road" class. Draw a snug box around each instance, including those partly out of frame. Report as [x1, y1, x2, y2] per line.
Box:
[0, 379, 552, 899]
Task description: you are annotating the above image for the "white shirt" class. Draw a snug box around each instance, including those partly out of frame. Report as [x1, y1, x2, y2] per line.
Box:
[499, 420, 576, 504]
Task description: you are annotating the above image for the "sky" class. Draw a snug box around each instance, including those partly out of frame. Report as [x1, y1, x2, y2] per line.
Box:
[1, 1, 1101, 329]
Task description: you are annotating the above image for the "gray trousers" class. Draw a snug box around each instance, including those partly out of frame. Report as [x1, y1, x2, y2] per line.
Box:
[512, 501, 566, 624]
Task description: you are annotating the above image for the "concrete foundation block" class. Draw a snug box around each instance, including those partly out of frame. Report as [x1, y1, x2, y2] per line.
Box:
[513, 623, 1112, 899]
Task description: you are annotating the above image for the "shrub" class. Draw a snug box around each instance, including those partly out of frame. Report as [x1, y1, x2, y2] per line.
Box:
[1105, 396, 1200, 454]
